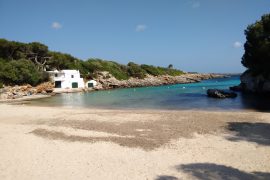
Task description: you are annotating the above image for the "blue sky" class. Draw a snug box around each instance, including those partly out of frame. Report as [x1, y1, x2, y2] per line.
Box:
[0, 0, 269, 73]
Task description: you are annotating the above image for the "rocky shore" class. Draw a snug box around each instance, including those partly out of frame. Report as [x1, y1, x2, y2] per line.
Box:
[0, 82, 55, 102]
[0, 72, 226, 102]
[94, 72, 226, 90]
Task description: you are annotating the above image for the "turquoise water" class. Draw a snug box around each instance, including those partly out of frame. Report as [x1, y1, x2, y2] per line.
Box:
[30, 75, 268, 111]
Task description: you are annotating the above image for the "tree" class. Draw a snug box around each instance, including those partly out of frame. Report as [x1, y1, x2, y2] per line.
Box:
[0, 59, 48, 86]
[168, 64, 173, 69]
[0, 39, 28, 60]
[27, 42, 50, 70]
[241, 14, 270, 76]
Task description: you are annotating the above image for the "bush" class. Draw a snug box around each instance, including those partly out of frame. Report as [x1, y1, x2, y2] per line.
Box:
[127, 62, 147, 79]
[0, 59, 48, 86]
[165, 68, 184, 76]
[0, 82, 3, 88]
[85, 59, 129, 80]
[141, 64, 164, 76]
[141, 64, 183, 76]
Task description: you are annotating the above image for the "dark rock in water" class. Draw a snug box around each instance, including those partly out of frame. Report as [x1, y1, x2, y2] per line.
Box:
[229, 84, 242, 92]
[207, 89, 237, 98]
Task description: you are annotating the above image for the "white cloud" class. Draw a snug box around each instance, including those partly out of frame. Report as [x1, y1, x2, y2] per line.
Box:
[135, 24, 147, 32]
[233, 41, 242, 48]
[51, 22, 62, 29]
[192, 1, 200, 8]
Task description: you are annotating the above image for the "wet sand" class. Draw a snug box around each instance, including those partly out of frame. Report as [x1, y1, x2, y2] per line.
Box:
[0, 104, 269, 179]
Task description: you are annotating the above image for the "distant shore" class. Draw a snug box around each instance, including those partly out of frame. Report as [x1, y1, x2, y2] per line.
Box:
[93, 72, 226, 90]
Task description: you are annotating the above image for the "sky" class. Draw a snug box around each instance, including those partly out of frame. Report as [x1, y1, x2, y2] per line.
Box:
[0, 0, 270, 73]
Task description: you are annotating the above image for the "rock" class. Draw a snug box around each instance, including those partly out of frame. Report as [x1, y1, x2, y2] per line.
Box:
[13, 94, 23, 99]
[6, 92, 14, 99]
[229, 84, 242, 92]
[45, 89, 54, 93]
[26, 91, 32, 96]
[240, 70, 270, 93]
[0, 93, 8, 99]
[16, 92, 26, 97]
[207, 89, 237, 98]
[36, 82, 54, 93]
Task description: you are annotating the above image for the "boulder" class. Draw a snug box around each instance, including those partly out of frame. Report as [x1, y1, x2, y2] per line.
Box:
[207, 89, 237, 98]
[229, 84, 242, 92]
[241, 70, 270, 93]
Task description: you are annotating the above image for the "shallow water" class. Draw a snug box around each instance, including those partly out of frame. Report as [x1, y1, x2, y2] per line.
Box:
[29, 75, 270, 111]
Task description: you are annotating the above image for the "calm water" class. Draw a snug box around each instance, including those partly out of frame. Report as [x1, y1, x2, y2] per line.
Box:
[29, 75, 270, 111]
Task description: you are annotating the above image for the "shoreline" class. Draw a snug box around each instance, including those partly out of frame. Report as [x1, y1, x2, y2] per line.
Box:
[0, 73, 227, 103]
[0, 94, 51, 103]
[0, 104, 269, 179]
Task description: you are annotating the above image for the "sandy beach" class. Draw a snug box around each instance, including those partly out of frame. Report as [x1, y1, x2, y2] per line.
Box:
[0, 104, 269, 180]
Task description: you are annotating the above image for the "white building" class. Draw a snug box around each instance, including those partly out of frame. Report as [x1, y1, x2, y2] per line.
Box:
[47, 70, 85, 89]
[85, 80, 97, 88]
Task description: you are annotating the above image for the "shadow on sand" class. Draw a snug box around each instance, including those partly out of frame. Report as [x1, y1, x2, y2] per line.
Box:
[156, 163, 270, 180]
[226, 122, 270, 146]
[240, 92, 270, 112]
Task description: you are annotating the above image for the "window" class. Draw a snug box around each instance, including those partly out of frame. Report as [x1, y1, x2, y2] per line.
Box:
[71, 75, 74, 78]
[72, 82, 78, 88]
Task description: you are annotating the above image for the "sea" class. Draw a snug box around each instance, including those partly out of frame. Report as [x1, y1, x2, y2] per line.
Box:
[29, 75, 270, 111]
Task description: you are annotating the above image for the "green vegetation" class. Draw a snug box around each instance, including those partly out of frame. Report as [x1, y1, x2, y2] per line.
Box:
[0, 39, 184, 85]
[141, 64, 183, 76]
[83, 59, 129, 80]
[127, 62, 147, 79]
[0, 59, 48, 86]
[241, 13, 270, 76]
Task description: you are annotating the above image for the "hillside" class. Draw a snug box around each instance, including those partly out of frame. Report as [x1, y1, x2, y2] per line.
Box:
[0, 39, 184, 86]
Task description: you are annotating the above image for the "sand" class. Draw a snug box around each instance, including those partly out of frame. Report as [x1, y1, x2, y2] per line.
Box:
[0, 104, 269, 179]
